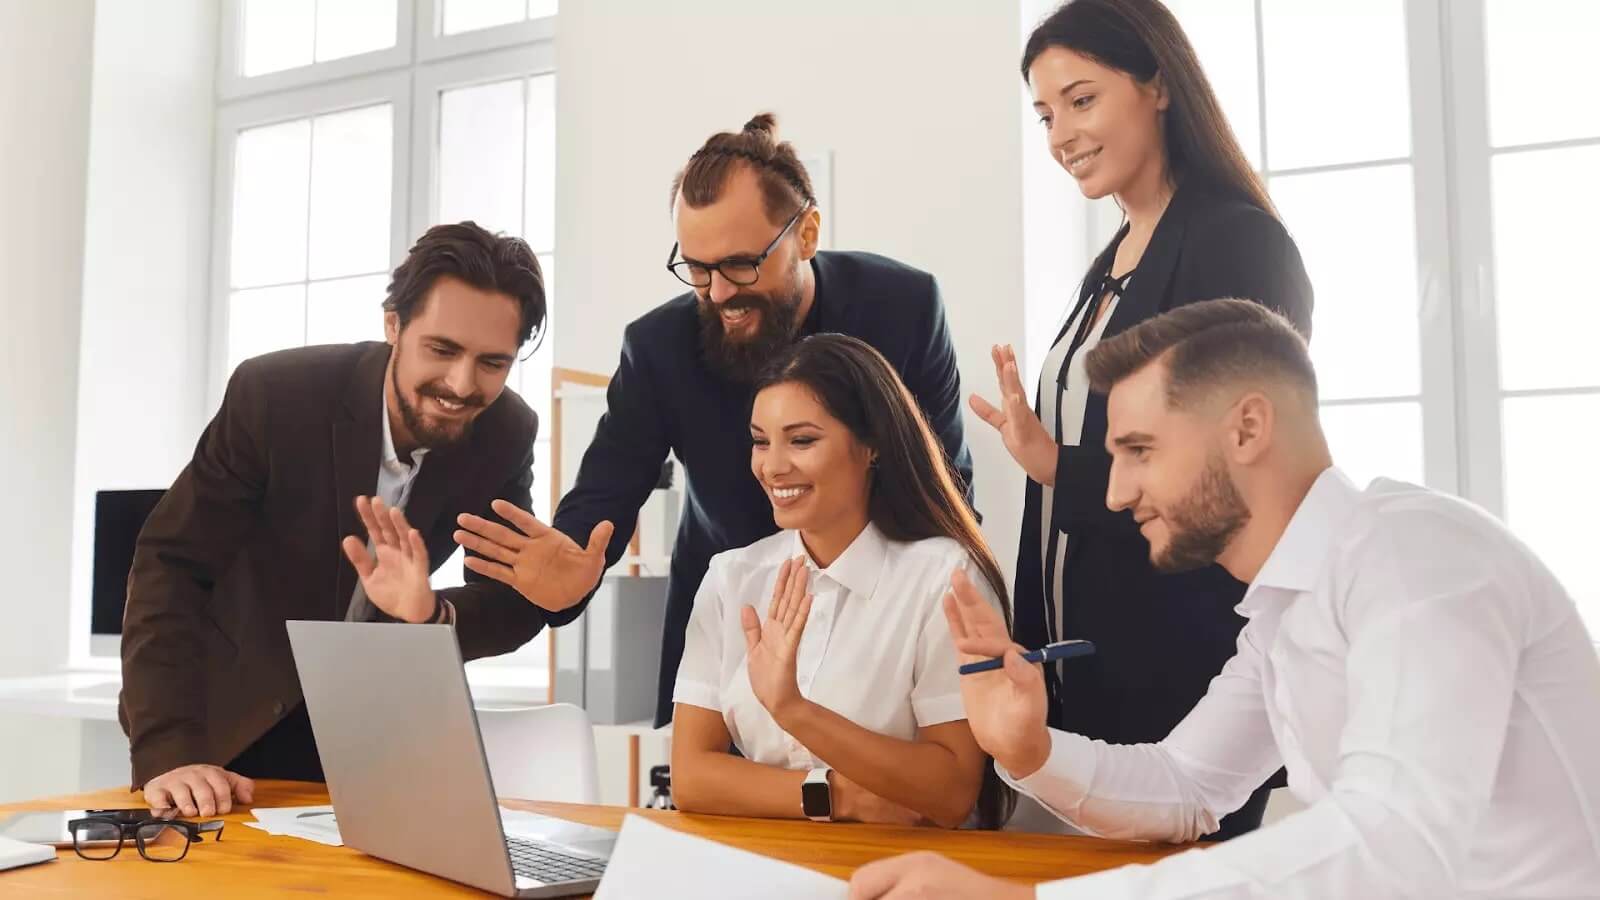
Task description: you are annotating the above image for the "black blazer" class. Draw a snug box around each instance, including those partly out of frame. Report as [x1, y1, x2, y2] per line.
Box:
[549, 250, 975, 726]
[1013, 180, 1313, 835]
[120, 343, 545, 787]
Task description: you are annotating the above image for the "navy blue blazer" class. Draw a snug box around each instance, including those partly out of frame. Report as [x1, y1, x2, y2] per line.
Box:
[1014, 180, 1313, 838]
[550, 250, 974, 725]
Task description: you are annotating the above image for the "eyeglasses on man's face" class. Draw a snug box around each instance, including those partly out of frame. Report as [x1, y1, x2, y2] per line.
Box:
[665, 202, 811, 289]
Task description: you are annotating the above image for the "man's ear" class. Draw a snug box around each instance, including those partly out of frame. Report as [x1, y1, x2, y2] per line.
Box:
[383, 310, 400, 345]
[797, 206, 822, 260]
[1226, 391, 1275, 465]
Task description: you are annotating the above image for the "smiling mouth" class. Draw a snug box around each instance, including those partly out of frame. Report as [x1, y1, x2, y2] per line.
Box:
[721, 307, 757, 326]
[769, 485, 812, 503]
[426, 395, 471, 415]
[1065, 147, 1102, 173]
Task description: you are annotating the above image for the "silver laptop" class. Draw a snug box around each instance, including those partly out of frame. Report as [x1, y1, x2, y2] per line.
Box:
[286, 620, 616, 898]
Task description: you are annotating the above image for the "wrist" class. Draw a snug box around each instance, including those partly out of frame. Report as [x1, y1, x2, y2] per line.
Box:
[1029, 440, 1058, 487]
[770, 695, 815, 732]
[996, 726, 1052, 780]
[402, 592, 442, 625]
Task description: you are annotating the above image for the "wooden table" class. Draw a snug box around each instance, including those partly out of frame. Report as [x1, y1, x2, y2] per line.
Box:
[0, 781, 1184, 897]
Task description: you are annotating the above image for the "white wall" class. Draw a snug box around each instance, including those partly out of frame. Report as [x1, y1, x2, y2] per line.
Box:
[556, 0, 1029, 574]
[67, 0, 217, 666]
[0, 0, 218, 804]
[0, 0, 97, 801]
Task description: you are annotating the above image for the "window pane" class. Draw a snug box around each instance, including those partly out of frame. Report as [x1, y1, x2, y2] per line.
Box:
[1502, 394, 1600, 632]
[1165, 0, 1262, 170]
[306, 275, 387, 346]
[308, 104, 393, 280]
[532, 441, 552, 521]
[1485, 0, 1600, 147]
[442, 0, 526, 35]
[1260, 0, 1410, 170]
[529, 0, 558, 19]
[1491, 146, 1600, 391]
[524, 74, 557, 253]
[314, 0, 398, 64]
[228, 285, 306, 374]
[231, 119, 311, 288]
[1319, 401, 1424, 489]
[439, 79, 525, 237]
[1271, 164, 1420, 400]
[242, 0, 314, 77]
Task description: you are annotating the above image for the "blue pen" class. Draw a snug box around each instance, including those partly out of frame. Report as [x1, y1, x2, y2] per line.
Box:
[959, 639, 1096, 675]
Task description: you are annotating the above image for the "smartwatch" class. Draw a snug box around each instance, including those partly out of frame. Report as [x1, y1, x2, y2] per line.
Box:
[801, 766, 833, 822]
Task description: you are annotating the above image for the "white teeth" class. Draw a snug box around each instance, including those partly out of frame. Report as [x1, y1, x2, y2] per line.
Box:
[723, 308, 751, 322]
[772, 486, 810, 500]
[1068, 148, 1100, 171]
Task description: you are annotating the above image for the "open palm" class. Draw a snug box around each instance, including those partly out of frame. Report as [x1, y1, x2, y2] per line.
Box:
[454, 499, 615, 612]
[943, 568, 1050, 775]
[968, 343, 1058, 486]
[743, 556, 813, 719]
[341, 496, 436, 624]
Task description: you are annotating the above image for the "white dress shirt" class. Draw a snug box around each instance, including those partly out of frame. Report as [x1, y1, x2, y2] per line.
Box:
[378, 397, 427, 509]
[672, 523, 1002, 770]
[1005, 467, 1600, 898]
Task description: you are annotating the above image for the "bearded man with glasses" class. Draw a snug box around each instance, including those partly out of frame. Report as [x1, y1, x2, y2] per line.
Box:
[454, 112, 975, 727]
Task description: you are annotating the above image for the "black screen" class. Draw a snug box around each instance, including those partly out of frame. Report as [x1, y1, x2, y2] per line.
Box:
[90, 489, 165, 635]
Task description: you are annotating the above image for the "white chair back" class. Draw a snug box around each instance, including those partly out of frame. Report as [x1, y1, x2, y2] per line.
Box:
[474, 703, 600, 804]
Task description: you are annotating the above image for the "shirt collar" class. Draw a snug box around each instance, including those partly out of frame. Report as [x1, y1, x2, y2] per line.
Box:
[1238, 466, 1361, 615]
[788, 521, 888, 599]
[381, 394, 427, 470]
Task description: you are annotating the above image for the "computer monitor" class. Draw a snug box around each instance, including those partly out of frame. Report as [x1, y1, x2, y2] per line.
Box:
[90, 489, 165, 637]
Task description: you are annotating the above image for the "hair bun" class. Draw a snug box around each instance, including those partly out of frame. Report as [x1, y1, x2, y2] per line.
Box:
[742, 112, 778, 137]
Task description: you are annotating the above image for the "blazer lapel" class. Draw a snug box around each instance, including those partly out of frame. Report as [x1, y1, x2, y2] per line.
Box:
[332, 345, 390, 609]
[1102, 180, 1202, 340]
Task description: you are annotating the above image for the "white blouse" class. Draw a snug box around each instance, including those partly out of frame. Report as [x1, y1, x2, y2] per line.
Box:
[672, 522, 1003, 770]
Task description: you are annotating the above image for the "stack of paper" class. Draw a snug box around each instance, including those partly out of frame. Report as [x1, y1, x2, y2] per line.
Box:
[242, 806, 343, 846]
[594, 815, 847, 899]
[0, 834, 55, 873]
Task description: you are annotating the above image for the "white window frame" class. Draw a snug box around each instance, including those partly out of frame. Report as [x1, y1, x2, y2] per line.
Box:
[210, 2, 560, 684]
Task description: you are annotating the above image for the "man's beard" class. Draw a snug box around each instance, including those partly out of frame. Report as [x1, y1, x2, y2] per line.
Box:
[392, 345, 486, 451]
[1150, 453, 1252, 573]
[696, 276, 805, 382]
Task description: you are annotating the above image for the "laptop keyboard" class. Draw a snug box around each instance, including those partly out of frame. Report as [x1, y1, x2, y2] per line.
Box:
[506, 836, 608, 884]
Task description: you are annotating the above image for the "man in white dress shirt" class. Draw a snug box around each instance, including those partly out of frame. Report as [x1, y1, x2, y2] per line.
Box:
[850, 298, 1600, 899]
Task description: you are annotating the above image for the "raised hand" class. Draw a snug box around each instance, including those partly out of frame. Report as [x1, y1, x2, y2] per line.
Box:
[454, 499, 615, 613]
[341, 496, 438, 624]
[944, 568, 1051, 778]
[968, 343, 1058, 486]
[742, 557, 813, 723]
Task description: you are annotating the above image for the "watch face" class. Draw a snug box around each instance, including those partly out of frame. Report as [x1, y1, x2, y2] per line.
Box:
[801, 779, 831, 818]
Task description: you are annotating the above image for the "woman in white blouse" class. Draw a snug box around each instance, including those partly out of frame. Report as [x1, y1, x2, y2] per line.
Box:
[670, 334, 1014, 829]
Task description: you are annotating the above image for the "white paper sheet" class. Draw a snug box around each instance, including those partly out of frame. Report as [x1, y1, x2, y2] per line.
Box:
[0, 834, 55, 872]
[593, 814, 847, 899]
[244, 805, 342, 846]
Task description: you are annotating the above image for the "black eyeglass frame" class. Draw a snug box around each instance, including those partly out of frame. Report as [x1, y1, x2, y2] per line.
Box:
[665, 201, 812, 288]
[67, 814, 225, 862]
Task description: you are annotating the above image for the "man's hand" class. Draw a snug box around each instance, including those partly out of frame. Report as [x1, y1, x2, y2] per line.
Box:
[849, 852, 1032, 900]
[968, 343, 1058, 487]
[454, 500, 614, 613]
[945, 568, 1051, 778]
[833, 772, 925, 827]
[743, 557, 812, 723]
[143, 764, 255, 818]
[341, 496, 438, 623]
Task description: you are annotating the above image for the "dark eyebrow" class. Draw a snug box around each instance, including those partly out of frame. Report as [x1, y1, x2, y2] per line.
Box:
[1059, 79, 1094, 96]
[1112, 431, 1156, 447]
[420, 334, 514, 365]
[782, 422, 821, 432]
[680, 250, 764, 267]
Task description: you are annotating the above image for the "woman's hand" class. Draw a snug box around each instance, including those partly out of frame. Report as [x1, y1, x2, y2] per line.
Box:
[969, 344, 1058, 486]
[832, 772, 927, 827]
[743, 557, 813, 723]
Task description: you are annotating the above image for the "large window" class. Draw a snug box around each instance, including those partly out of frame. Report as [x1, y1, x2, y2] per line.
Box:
[212, 0, 558, 679]
[1152, 0, 1599, 630]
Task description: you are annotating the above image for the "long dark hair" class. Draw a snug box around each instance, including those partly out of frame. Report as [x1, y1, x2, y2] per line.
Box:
[1022, 0, 1275, 220]
[755, 334, 1016, 829]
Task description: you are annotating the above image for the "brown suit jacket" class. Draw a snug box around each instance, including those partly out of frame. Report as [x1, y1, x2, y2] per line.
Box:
[119, 342, 544, 788]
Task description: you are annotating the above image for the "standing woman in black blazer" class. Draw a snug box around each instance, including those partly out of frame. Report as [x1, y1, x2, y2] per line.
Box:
[970, 0, 1312, 838]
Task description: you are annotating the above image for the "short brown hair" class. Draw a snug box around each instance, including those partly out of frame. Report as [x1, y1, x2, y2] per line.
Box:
[1085, 298, 1316, 406]
[384, 221, 546, 347]
[669, 113, 815, 224]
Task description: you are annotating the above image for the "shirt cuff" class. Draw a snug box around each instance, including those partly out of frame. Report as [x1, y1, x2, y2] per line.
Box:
[671, 680, 721, 712]
[996, 728, 1100, 822]
[910, 692, 967, 727]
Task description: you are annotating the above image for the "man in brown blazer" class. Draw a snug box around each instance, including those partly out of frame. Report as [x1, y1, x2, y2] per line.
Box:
[120, 222, 562, 817]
